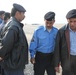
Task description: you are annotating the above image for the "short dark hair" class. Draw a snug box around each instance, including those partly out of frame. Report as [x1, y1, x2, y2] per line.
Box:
[0, 11, 5, 15]
[4, 12, 10, 20]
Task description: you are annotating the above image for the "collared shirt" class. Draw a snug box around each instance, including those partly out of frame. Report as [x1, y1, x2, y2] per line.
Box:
[0, 21, 6, 31]
[0, 18, 3, 24]
[69, 27, 76, 55]
[29, 26, 58, 58]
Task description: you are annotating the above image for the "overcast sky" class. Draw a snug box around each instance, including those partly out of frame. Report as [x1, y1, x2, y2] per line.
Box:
[0, 0, 76, 24]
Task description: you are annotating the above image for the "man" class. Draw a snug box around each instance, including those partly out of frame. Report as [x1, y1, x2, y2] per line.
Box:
[54, 9, 76, 75]
[0, 12, 10, 34]
[0, 3, 28, 75]
[1, 12, 10, 26]
[0, 11, 5, 24]
[29, 11, 58, 75]
[0, 12, 10, 75]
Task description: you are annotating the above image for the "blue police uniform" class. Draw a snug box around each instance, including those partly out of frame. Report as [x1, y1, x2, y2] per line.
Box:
[0, 18, 3, 24]
[29, 11, 58, 75]
[0, 11, 5, 24]
[29, 25, 58, 75]
[30, 26, 58, 58]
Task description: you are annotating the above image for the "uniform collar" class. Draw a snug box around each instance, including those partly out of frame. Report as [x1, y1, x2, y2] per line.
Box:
[44, 26, 53, 32]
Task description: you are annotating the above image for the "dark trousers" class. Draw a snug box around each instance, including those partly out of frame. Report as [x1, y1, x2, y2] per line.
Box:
[1, 68, 4, 75]
[34, 51, 56, 75]
[62, 55, 76, 75]
[70, 55, 76, 75]
[0, 66, 1, 74]
[4, 69, 24, 75]
[0, 65, 4, 75]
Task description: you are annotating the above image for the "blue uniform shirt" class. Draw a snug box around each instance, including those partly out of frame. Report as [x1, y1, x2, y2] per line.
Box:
[29, 26, 58, 58]
[69, 27, 76, 55]
[0, 18, 3, 24]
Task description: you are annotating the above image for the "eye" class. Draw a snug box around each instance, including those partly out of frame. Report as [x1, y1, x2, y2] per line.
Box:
[74, 21, 76, 23]
[69, 21, 72, 23]
[50, 22, 52, 24]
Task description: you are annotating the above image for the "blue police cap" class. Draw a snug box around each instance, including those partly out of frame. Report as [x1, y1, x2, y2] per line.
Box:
[66, 9, 76, 19]
[44, 11, 55, 21]
[13, 3, 26, 12]
[0, 11, 5, 15]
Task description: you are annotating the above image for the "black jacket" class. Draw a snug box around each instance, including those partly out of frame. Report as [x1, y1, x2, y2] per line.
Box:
[0, 17, 28, 70]
[54, 24, 70, 68]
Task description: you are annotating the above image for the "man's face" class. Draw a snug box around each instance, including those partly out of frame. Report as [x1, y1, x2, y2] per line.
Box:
[67, 18, 76, 31]
[16, 11, 25, 22]
[19, 12, 25, 21]
[0, 14, 4, 20]
[44, 20, 55, 29]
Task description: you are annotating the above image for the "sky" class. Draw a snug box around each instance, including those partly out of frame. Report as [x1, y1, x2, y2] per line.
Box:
[0, 0, 76, 24]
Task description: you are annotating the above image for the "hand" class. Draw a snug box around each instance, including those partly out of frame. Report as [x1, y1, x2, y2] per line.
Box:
[55, 66, 60, 73]
[30, 58, 35, 64]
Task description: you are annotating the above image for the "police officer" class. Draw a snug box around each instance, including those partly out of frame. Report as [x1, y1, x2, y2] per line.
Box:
[0, 3, 28, 75]
[29, 11, 58, 75]
[0, 11, 5, 75]
[0, 11, 5, 24]
[0, 12, 10, 33]
[54, 9, 76, 75]
[0, 12, 10, 75]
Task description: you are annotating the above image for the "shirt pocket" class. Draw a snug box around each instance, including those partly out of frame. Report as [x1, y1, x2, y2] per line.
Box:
[38, 36, 47, 45]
